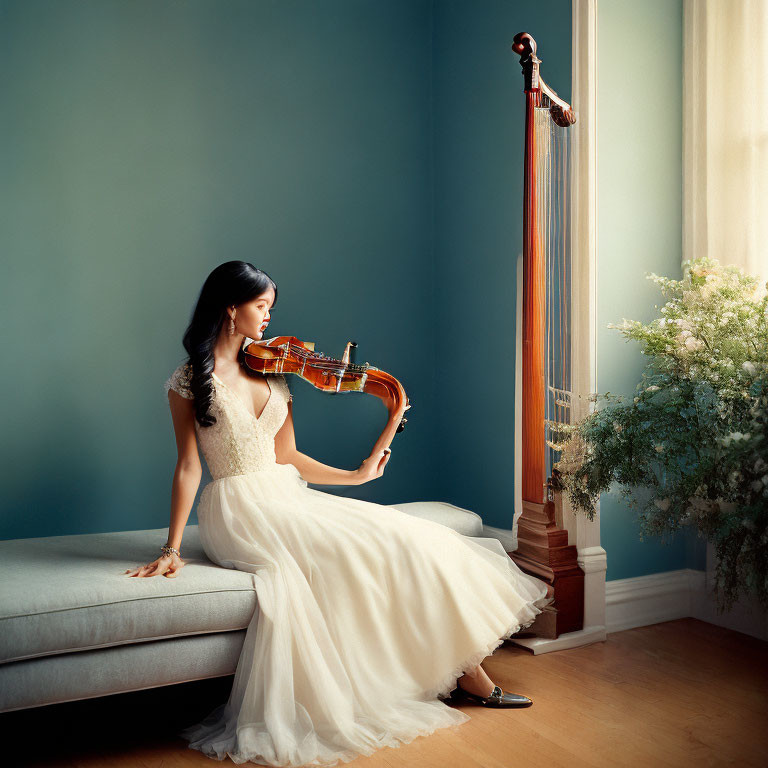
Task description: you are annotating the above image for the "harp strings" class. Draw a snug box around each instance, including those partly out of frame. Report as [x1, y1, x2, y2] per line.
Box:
[534, 96, 573, 479]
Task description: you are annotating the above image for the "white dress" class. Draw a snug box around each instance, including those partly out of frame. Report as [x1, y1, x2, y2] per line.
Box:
[165, 362, 553, 767]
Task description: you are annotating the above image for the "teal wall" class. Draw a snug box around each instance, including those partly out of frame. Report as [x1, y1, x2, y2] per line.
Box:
[431, 0, 571, 527]
[0, 0, 702, 583]
[597, 0, 706, 578]
[0, 0, 436, 539]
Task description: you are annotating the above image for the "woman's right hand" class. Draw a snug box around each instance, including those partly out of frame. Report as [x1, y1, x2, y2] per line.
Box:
[354, 448, 391, 485]
[125, 553, 186, 578]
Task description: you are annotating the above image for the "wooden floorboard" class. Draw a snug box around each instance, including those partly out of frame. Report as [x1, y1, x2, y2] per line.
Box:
[3, 618, 766, 767]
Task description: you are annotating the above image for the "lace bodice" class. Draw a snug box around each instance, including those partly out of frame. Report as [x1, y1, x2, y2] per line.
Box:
[164, 362, 294, 480]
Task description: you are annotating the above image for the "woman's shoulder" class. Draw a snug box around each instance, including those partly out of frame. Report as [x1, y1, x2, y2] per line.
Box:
[164, 361, 194, 399]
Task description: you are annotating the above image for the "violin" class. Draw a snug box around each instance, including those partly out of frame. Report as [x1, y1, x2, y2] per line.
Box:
[242, 336, 411, 442]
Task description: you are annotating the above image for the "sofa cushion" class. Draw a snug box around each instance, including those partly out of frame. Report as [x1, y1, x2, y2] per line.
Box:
[387, 501, 485, 537]
[0, 501, 486, 665]
[0, 527, 256, 664]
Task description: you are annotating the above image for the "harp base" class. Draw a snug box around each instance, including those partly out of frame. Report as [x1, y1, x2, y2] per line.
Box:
[508, 498, 585, 637]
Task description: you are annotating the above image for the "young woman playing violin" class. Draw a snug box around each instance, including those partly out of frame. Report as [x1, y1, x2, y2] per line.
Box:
[125, 261, 554, 768]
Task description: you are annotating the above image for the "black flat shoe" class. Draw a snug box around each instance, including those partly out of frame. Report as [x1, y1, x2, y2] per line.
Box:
[456, 684, 533, 708]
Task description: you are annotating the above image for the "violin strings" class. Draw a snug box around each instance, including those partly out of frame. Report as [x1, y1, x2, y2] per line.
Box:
[246, 342, 368, 373]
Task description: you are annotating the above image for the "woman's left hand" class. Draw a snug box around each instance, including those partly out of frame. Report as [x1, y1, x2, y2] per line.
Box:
[381, 391, 408, 421]
[353, 448, 392, 485]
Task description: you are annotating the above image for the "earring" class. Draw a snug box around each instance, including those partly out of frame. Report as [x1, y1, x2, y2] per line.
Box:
[229, 310, 236, 336]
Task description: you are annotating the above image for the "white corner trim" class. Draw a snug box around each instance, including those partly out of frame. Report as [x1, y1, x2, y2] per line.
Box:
[606, 568, 768, 641]
[483, 523, 608, 655]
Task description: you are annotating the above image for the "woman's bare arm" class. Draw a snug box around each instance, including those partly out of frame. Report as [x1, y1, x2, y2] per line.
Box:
[273, 402, 361, 485]
[166, 389, 202, 547]
[125, 390, 200, 577]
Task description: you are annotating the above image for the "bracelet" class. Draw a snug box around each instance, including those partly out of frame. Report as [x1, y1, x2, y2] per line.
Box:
[161, 545, 181, 558]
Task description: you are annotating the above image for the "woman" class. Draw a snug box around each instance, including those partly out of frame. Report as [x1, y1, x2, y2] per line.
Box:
[126, 261, 554, 767]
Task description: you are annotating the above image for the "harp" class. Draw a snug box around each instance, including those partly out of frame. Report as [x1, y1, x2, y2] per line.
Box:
[508, 33, 584, 639]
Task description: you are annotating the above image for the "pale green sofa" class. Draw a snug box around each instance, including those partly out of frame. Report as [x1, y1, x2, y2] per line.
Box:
[0, 501, 494, 712]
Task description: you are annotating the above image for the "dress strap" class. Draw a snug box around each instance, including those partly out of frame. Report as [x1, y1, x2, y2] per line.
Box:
[275, 373, 293, 403]
[165, 363, 193, 400]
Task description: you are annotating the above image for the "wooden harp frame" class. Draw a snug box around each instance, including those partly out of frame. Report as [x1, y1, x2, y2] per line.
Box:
[507, 32, 584, 640]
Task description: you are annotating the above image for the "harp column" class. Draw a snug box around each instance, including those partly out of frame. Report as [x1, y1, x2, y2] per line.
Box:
[506, 32, 584, 641]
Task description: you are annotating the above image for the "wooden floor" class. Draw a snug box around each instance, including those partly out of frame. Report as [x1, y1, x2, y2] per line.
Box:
[4, 618, 766, 768]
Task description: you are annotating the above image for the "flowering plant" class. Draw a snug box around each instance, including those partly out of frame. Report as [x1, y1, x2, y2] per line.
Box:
[550, 257, 768, 612]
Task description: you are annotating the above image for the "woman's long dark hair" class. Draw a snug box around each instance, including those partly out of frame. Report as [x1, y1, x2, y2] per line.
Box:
[182, 261, 278, 427]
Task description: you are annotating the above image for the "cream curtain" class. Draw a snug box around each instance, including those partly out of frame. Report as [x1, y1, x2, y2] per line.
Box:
[683, 0, 768, 294]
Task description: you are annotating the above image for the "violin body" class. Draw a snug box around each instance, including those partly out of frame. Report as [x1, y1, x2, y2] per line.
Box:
[242, 336, 410, 433]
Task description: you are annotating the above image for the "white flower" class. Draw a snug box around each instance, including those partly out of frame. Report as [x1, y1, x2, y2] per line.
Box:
[742, 361, 757, 376]
[645, 385, 660, 393]
[683, 290, 696, 303]
[685, 336, 705, 351]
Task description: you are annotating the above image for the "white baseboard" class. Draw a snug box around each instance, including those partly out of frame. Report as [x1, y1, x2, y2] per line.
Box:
[605, 569, 695, 634]
[482, 527, 767, 645]
[606, 568, 768, 641]
[513, 568, 766, 655]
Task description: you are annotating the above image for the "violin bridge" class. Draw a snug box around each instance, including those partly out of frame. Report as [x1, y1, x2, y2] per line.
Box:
[341, 340, 357, 366]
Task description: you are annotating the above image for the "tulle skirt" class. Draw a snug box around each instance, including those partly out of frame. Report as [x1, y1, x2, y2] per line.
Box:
[178, 462, 552, 767]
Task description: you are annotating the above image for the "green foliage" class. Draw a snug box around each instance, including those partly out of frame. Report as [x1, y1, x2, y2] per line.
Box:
[553, 257, 768, 613]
